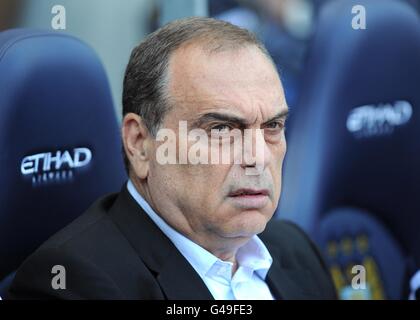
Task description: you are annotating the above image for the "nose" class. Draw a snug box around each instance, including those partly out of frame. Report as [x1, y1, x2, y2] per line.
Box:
[241, 128, 271, 175]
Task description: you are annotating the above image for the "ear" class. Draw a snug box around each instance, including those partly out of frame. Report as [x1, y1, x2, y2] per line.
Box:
[122, 113, 152, 179]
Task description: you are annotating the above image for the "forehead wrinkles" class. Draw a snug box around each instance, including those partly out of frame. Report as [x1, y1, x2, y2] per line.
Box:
[167, 47, 284, 123]
[239, 86, 281, 124]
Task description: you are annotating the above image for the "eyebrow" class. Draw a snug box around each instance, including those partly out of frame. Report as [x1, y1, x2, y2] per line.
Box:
[191, 109, 289, 129]
[262, 109, 289, 126]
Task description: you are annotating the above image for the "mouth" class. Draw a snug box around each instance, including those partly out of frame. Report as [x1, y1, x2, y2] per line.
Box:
[228, 188, 269, 197]
[227, 188, 270, 209]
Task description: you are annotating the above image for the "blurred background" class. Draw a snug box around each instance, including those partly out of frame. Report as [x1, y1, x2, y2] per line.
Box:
[0, 0, 419, 300]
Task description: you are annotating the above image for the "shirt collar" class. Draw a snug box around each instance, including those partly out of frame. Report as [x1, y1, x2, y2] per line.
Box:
[126, 179, 273, 281]
[236, 235, 273, 280]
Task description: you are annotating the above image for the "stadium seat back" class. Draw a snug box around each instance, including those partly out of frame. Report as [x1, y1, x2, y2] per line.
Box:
[0, 29, 127, 294]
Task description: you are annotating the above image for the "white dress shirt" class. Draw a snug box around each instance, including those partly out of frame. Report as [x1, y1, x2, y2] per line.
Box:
[127, 180, 275, 300]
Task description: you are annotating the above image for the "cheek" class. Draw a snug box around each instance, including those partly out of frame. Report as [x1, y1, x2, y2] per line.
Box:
[271, 141, 286, 188]
[279, 135, 287, 163]
[158, 163, 230, 209]
[148, 162, 177, 202]
[183, 164, 229, 195]
[270, 138, 286, 166]
[186, 165, 234, 219]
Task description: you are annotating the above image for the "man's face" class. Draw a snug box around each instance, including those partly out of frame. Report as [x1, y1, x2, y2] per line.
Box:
[146, 44, 288, 241]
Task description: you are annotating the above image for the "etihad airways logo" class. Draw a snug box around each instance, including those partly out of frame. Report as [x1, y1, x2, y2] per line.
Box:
[346, 101, 413, 138]
[21, 147, 92, 186]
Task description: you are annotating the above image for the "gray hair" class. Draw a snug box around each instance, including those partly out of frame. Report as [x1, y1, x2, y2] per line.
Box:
[122, 16, 272, 172]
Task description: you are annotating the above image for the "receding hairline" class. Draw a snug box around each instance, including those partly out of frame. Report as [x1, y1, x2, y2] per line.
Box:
[139, 17, 274, 65]
[164, 40, 280, 103]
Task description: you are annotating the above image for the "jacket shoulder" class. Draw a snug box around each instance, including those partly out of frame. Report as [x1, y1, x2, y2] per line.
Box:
[38, 192, 119, 250]
[7, 191, 162, 299]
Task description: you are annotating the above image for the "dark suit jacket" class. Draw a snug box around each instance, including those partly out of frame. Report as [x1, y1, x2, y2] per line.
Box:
[7, 186, 337, 300]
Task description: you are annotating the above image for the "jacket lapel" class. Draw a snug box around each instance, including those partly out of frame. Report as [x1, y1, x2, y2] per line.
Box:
[265, 244, 322, 300]
[108, 186, 213, 300]
[157, 249, 214, 300]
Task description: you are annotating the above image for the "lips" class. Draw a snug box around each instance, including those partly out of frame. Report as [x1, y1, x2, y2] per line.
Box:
[228, 188, 269, 197]
[227, 188, 270, 209]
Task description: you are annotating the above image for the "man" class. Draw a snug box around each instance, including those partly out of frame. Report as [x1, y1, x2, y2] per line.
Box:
[8, 17, 336, 300]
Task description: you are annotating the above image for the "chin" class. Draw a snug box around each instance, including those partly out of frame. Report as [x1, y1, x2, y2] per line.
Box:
[222, 210, 271, 238]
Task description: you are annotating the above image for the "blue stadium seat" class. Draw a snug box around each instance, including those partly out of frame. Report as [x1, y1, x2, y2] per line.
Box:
[314, 208, 406, 299]
[0, 29, 127, 296]
[276, 0, 420, 299]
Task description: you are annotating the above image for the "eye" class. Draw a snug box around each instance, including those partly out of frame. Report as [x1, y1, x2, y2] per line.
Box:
[265, 121, 284, 130]
[211, 124, 232, 133]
